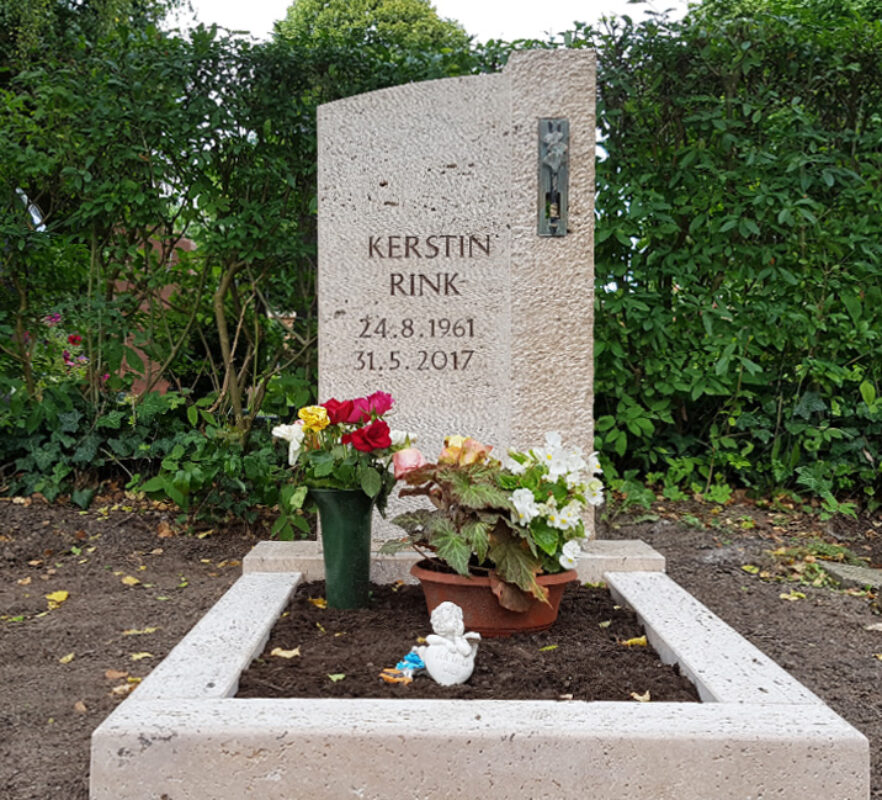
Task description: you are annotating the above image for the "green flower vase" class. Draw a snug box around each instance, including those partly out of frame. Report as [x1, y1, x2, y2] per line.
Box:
[310, 488, 374, 609]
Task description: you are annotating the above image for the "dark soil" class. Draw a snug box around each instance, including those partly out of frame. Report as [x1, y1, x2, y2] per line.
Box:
[236, 580, 700, 702]
[1, 493, 880, 799]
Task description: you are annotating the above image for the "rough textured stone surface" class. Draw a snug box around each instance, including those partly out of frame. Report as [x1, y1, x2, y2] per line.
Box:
[91, 544, 869, 800]
[242, 540, 421, 582]
[823, 561, 881, 590]
[607, 571, 824, 705]
[317, 50, 596, 540]
[91, 699, 868, 800]
[241, 539, 659, 585]
[578, 538, 665, 581]
[131, 572, 300, 701]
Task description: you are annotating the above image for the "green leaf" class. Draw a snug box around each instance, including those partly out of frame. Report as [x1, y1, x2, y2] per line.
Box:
[429, 517, 471, 575]
[530, 520, 559, 557]
[359, 466, 382, 498]
[462, 520, 490, 563]
[488, 534, 543, 600]
[187, 405, 198, 427]
[859, 381, 877, 408]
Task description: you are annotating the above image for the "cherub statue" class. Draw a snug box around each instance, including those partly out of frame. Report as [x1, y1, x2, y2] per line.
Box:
[417, 602, 481, 686]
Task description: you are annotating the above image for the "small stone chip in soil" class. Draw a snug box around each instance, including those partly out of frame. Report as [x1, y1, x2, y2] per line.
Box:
[236, 581, 701, 702]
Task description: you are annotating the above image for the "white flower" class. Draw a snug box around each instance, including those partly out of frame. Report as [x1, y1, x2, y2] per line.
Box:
[586, 451, 602, 475]
[507, 457, 528, 474]
[558, 538, 583, 569]
[548, 500, 582, 531]
[272, 422, 305, 466]
[389, 429, 416, 447]
[585, 477, 604, 507]
[511, 488, 541, 525]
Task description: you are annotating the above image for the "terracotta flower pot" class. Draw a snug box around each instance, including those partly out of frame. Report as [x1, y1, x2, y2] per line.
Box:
[410, 560, 578, 637]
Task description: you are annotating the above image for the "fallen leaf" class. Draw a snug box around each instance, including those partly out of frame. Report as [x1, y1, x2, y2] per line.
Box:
[539, 644, 558, 652]
[621, 635, 647, 647]
[558, 693, 574, 700]
[73, 700, 87, 713]
[17, 576, 32, 586]
[864, 623, 882, 632]
[196, 529, 215, 539]
[598, 620, 612, 628]
[110, 684, 134, 696]
[390, 580, 405, 592]
[122, 626, 158, 636]
[28, 559, 43, 567]
[58, 652, 75, 664]
[630, 690, 651, 702]
[315, 622, 326, 633]
[741, 564, 760, 574]
[270, 646, 301, 659]
[874, 654, 882, 661]
[126, 676, 142, 684]
[120, 575, 140, 587]
[45, 590, 69, 609]
[177, 578, 188, 589]
[150, 548, 163, 555]
[130, 652, 153, 661]
[105, 669, 129, 680]
[327, 673, 345, 682]
[779, 591, 806, 602]
[308, 597, 327, 609]
[199, 558, 211, 564]
[156, 521, 174, 538]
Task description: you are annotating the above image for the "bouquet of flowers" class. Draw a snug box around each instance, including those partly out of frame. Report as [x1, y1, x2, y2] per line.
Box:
[272, 391, 412, 514]
[383, 432, 604, 609]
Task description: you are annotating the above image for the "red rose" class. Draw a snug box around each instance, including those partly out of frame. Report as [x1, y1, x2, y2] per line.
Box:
[342, 419, 392, 452]
[68, 333, 83, 346]
[322, 397, 354, 424]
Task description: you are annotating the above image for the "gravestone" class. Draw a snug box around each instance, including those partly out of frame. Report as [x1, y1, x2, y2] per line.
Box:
[317, 50, 596, 536]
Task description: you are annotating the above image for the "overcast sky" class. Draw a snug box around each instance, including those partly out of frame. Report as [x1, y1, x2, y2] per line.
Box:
[177, 0, 691, 43]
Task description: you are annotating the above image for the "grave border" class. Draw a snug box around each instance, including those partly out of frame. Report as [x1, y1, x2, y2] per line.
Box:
[90, 540, 869, 799]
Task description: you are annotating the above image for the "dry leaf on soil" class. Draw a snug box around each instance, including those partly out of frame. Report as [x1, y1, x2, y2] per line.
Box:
[58, 652, 75, 664]
[156, 521, 174, 538]
[73, 701, 87, 713]
[621, 635, 647, 647]
[120, 575, 140, 587]
[270, 646, 301, 659]
[630, 691, 651, 702]
[130, 652, 153, 661]
[45, 590, 69, 609]
[307, 597, 327, 609]
[105, 669, 129, 680]
[122, 627, 158, 636]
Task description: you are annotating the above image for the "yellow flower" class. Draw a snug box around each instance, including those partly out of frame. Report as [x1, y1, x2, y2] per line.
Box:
[438, 435, 492, 466]
[298, 405, 330, 432]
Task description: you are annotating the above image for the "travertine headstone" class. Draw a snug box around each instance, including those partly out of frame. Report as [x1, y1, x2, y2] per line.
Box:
[318, 50, 596, 537]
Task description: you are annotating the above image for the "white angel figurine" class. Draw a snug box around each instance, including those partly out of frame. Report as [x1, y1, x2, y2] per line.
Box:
[417, 602, 481, 686]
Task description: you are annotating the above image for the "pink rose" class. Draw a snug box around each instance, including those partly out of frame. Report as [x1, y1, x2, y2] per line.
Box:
[366, 390, 394, 415]
[346, 391, 394, 423]
[393, 447, 427, 479]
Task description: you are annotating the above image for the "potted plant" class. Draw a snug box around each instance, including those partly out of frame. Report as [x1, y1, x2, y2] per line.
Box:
[382, 432, 604, 636]
[272, 391, 412, 608]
